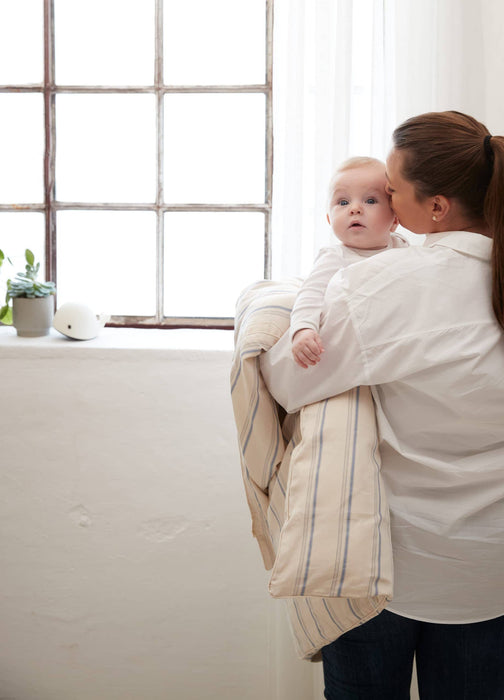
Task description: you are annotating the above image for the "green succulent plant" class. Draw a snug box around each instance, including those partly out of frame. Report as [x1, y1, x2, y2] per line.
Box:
[0, 249, 56, 326]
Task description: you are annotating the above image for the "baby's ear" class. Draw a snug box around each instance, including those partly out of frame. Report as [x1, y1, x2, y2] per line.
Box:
[326, 213, 331, 225]
[390, 215, 399, 232]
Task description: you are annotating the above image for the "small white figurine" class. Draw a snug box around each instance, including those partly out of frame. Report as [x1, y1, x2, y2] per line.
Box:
[53, 302, 109, 340]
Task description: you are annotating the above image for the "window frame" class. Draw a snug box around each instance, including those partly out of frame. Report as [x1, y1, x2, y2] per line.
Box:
[0, 0, 273, 329]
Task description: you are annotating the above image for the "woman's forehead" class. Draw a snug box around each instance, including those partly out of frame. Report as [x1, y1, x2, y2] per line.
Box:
[385, 148, 403, 182]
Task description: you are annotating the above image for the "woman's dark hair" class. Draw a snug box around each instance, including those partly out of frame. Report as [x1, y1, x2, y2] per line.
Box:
[392, 110, 504, 330]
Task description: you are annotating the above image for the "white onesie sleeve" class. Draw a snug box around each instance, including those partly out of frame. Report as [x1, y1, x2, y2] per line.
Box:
[289, 234, 409, 341]
[289, 246, 346, 340]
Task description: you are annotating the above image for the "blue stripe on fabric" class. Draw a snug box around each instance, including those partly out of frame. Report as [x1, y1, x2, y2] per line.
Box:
[244, 464, 273, 540]
[239, 303, 293, 328]
[300, 400, 329, 595]
[264, 419, 281, 484]
[337, 386, 360, 596]
[230, 348, 261, 394]
[274, 470, 286, 497]
[322, 600, 345, 632]
[371, 437, 383, 597]
[235, 293, 296, 325]
[231, 300, 293, 394]
[306, 599, 329, 641]
[286, 607, 305, 652]
[347, 599, 359, 619]
[230, 369, 241, 394]
[293, 599, 315, 648]
[242, 360, 261, 455]
[268, 502, 282, 530]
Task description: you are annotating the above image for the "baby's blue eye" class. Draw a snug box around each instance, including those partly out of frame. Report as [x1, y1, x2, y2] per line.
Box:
[366, 197, 377, 204]
[339, 199, 349, 206]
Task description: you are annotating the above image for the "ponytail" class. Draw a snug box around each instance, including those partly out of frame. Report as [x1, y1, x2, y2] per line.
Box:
[392, 111, 504, 331]
[484, 136, 504, 330]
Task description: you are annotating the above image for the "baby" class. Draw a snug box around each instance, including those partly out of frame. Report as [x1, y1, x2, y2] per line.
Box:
[291, 156, 408, 368]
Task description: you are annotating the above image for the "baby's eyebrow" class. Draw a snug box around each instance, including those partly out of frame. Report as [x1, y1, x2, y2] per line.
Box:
[364, 188, 385, 197]
[333, 186, 384, 196]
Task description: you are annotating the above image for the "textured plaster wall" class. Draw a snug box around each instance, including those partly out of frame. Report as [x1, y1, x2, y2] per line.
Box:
[0, 328, 322, 700]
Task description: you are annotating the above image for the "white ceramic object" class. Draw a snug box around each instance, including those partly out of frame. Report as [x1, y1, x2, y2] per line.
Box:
[53, 302, 110, 340]
[12, 296, 54, 337]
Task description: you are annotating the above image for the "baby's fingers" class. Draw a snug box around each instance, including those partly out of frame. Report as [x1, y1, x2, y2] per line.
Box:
[312, 333, 325, 354]
[293, 352, 309, 369]
[307, 338, 323, 356]
[295, 345, 321, 367]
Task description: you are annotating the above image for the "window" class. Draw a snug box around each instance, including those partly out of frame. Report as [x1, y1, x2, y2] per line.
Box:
[0, 0, 273, 328]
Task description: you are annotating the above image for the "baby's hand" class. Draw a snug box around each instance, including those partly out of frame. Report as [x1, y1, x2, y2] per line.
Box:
[292, 329, 324, 369]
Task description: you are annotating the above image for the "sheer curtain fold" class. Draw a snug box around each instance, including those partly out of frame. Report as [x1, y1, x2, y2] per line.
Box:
[272, 0, 393, 277]
[272, 0, 495, 278]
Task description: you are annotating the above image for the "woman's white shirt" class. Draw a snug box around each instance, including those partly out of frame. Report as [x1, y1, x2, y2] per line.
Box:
[260, 231, 504, 623]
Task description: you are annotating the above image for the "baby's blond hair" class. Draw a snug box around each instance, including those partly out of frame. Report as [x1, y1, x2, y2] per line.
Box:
[327, 156, 385, 208]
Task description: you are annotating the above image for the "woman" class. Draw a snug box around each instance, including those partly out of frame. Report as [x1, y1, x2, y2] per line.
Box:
[260, 111, 504, 699]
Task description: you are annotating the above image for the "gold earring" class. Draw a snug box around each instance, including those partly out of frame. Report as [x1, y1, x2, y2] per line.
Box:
[432, 215, 437, 222]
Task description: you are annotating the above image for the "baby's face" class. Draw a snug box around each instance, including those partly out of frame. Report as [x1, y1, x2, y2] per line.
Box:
[327, 164, 397, 250]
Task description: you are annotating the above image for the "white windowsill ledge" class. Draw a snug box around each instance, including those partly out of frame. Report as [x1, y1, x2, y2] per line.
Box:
[0, 326, 235, 359]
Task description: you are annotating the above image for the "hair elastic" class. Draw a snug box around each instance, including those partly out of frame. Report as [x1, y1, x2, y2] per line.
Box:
[484, 134, 494, 161]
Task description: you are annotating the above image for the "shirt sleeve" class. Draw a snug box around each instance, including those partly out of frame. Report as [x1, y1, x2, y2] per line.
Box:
[260, 268, 369, 413]
[289, 247, 346, 340]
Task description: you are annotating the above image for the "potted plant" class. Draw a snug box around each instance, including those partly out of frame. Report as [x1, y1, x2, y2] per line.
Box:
[0, 249, 56, 337]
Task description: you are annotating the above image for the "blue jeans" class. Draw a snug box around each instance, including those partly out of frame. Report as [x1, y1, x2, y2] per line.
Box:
[321, 609, 504, 699]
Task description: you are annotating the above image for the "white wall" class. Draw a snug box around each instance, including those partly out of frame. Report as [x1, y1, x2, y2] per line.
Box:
[0, 327, 323, 700]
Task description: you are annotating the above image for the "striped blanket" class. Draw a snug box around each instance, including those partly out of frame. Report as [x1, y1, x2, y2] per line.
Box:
[230, 279, 393, 660]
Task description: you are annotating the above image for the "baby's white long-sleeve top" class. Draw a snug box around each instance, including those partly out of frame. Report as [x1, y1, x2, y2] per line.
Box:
[289, 232, 409, 340]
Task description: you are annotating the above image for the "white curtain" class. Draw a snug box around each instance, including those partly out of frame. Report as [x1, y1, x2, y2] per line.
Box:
[271, 0, 504, 278]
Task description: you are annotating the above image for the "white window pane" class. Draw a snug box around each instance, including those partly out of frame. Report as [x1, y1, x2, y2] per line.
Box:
[164, 94, 265, 204]
[56, 95, 156, 203]
[164, 0, 265, 85]
[164, 212, 264, 318]
[55, 0, 155, 85]
[57, 211, 156, 316]
[0, 94, 44, 204]
[0, 213, 45, 304]
[0, 1, 43, 84]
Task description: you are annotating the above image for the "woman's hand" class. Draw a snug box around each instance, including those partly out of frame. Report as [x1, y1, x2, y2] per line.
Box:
[292, 328, 325, 369]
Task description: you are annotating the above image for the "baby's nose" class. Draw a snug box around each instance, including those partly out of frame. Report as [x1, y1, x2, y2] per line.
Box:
[350, 202, 362, 214]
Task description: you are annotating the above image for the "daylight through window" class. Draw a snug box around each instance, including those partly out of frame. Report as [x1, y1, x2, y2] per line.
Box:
[0, 0, 273, 328]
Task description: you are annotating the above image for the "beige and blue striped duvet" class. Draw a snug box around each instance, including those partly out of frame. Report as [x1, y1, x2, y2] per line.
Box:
[231, 280, 393, 660]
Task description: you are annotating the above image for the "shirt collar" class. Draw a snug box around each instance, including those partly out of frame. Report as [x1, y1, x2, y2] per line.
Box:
[423, 231, 492, 261]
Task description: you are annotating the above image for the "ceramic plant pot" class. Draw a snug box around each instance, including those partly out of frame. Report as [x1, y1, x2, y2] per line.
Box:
[12, 296, 55, 337]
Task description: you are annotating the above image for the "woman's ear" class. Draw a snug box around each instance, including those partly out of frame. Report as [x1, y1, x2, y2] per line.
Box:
[431, 195, 451, 222]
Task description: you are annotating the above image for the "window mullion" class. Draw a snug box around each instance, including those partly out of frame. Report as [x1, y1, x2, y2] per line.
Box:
[155, 0, 164, 324]
[264, 0, 274, 280]
[44, 0, 56, 287]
